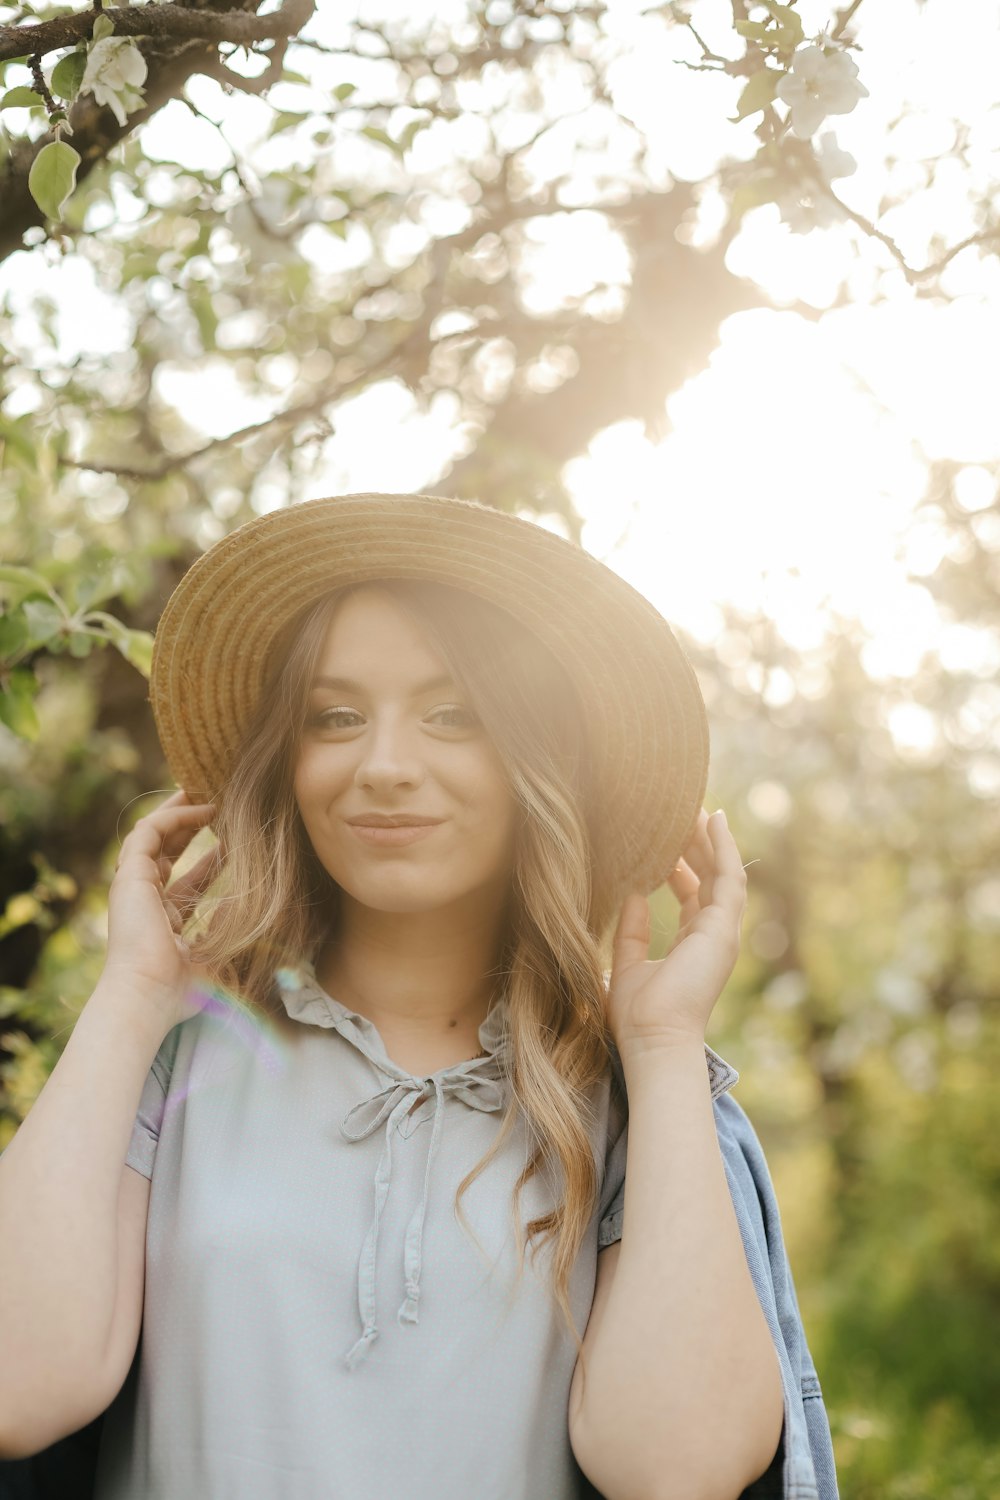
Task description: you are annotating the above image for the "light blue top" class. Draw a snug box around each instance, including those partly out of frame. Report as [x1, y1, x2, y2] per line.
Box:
[85, 962, 837, 1500]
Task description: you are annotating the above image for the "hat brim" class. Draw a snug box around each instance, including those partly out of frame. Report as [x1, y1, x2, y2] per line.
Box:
[149, 493, 709, 907]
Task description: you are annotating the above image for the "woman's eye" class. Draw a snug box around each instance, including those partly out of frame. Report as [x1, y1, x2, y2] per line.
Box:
[313, 708, 360, 729]
[310, 705, 476, 730]
[431, 704, 477, 728]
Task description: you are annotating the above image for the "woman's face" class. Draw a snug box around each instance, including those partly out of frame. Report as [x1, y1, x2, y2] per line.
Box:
[293, 587, 520, 918]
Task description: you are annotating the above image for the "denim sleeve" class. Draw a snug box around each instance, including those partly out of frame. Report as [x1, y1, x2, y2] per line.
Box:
[713, 1091, 839, 1500]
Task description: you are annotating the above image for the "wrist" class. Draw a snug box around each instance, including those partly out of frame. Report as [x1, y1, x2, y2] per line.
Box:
[90, 972, 179, 1042]
[617, 1031, 708, 1084]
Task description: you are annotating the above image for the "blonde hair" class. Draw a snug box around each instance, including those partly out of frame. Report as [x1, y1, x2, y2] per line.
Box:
[183, 577, 627, 1379]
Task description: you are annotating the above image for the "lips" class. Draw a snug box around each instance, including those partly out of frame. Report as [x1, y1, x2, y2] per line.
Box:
[347, 816, 443, 827]
[348, 822, 441, 847]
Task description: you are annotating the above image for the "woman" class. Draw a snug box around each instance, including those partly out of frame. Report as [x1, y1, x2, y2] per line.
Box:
[0, 493, 838, 1500]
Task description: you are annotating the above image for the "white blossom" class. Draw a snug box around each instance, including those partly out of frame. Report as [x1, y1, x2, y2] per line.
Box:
[774, 187, 847, 234]
[80, 37, 148, 128]
[813, 129, 858, 183]
[775, 44, 869, 140]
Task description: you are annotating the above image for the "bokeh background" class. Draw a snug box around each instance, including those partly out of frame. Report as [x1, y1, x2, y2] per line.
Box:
[2, 2, 999, 1495]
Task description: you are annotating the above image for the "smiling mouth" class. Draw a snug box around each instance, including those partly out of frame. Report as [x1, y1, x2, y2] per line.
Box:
[348, 823, 441, 846]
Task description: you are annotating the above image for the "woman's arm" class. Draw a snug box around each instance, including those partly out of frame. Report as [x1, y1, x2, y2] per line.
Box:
[0, 980, 171, 1457]
[570, 810, 785, 1500]
[568, 1039, 784, 1500]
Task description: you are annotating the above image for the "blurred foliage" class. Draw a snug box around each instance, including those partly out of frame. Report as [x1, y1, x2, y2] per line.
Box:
[2, 1, 1000, 1495]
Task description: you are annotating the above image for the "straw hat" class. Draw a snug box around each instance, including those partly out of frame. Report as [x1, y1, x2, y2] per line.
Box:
[148, 492, 709, 907]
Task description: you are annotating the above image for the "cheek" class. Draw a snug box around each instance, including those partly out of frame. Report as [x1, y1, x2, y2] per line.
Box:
[476, 769, 518, 842]
[292, 749, 333, 811]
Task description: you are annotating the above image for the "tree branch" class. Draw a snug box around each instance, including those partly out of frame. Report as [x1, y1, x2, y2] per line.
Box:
[803, 163, 1000, 287]
[0, 0, 317, 64]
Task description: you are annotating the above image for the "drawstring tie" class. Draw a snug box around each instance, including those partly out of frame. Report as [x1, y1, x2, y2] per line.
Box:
[339, 1070, 504, 1369]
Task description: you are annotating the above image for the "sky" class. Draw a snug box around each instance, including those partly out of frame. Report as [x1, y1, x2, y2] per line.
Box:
[2, 0, 999, 775]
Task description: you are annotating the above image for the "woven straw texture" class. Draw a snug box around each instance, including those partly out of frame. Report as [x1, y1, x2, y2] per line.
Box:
[149, 493, 710, 903]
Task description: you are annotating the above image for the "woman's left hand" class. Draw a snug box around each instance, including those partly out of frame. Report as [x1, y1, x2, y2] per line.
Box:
[605, 808, 748, 1060]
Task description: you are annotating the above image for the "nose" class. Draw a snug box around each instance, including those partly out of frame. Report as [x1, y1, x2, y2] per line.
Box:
[353, 715, 427, 794]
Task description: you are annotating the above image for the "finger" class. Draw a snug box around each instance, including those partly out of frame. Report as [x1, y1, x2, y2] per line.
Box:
[687, 809, 742, 899]
[166, 845, 224, 917]
[117, 804, 216, 867]
[162, 895, 185, 934]
[680, 810, 719, 870]
[673, 835, 723, 913]
[666, 860, 698, 897]
[707, 813, 748, 906]
[115, 829, 211, 883]
[611, 892, 652, 977]
[679, 809, 717, 882]
[665, 864, 702, 943]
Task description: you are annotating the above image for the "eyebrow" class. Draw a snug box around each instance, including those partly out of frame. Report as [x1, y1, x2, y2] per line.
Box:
[308, 672, 457, 697]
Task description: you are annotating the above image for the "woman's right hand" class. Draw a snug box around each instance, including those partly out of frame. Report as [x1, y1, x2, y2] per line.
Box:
[101, 788, 224, 1030]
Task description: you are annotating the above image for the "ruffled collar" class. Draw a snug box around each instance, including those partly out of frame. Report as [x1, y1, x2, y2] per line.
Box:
[271, 957, 511, 1081]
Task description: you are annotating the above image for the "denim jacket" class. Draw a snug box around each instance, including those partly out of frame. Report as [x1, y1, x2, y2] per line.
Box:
[707, 1062, 839, 1500]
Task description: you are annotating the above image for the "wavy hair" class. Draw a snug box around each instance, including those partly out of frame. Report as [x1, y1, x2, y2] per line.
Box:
[182, 577, 627, 1380]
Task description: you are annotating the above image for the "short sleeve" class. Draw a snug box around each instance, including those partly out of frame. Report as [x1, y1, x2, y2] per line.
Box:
[597, 1051, 628, 1250]
[125, 1023, 184, 1179]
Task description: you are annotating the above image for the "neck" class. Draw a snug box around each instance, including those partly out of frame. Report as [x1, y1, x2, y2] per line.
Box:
[313, 890, 512, 1045]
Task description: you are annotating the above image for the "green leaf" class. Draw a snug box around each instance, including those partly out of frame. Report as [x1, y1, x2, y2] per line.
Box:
[732, 68, 781, 122]
[0, 565, 56, 602]
[113, 628, 154, 677]
[0, 417, 37, 469]
[27, 139, 81, 221]
[734, 21, 772, 41]
[361, 125, 399, 155]
[1, 87, 44, 109]
[91, 14, 115, 42]
[269, 110, 311, 136]
[398, 117, 431, 153]
[284, 260, 312, 302]
[773, 23, 804, 55]
[72, 566, 119, 613]
[759, 1, 804, 51]
[120, 249, 156, 286]
[190, 289, 218, 351]
[68, 631, 93, 658]
[0, 667, 40, 741]
[0, 610, 30, 658]
[334, 82, 357, 101]
[50, 50, 88, 103]
[192, 218, 213, 257]
[22, 598, 65, 646]
[279, 69, 312, 86]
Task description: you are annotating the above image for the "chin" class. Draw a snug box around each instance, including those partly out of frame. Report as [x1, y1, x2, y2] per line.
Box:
[342, 873, 487, 911]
